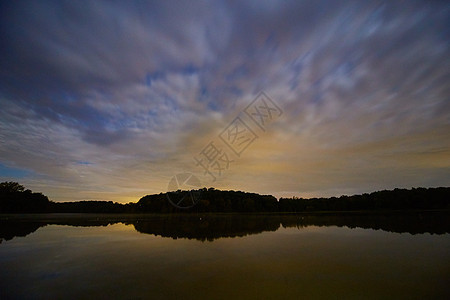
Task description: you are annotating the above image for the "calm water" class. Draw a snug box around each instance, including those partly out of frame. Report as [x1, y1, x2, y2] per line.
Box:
[1, 213, 449, 299]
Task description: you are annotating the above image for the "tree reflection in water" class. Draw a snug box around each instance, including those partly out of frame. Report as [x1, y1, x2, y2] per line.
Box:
[1, 212, 449, 244]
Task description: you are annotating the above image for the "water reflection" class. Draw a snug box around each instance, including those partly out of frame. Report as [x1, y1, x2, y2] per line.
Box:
[1, 212, 449, 243]
[1, 213, 449, 299]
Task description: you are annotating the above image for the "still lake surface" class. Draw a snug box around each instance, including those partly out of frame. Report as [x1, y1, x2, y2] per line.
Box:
[1, 212, 449, 299]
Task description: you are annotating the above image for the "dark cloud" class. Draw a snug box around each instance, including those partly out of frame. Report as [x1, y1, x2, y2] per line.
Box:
[0, 0, 449, 200]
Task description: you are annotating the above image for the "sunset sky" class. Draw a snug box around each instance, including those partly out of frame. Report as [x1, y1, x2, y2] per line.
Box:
[0, 0, 449, 202]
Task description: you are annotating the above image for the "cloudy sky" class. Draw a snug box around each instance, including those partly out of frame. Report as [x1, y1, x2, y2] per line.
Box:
[0, 0, 449, 202]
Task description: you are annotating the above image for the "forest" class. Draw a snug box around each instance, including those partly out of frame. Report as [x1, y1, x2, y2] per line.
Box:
[0, 181, 449, 213]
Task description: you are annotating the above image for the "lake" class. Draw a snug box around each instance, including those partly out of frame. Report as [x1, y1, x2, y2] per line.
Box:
[1, 212, 449, 299]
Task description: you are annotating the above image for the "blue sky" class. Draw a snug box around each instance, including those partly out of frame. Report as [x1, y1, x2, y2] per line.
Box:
[0, 0, 449, 202]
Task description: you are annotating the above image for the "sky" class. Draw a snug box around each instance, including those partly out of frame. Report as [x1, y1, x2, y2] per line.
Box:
[0, 0, 449, 203]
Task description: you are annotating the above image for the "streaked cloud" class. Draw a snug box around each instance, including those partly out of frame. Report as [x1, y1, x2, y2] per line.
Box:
[0, 0, 449, 201]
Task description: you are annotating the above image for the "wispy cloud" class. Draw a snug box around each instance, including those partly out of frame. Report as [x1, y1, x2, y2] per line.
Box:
[0, 0, 449, 201]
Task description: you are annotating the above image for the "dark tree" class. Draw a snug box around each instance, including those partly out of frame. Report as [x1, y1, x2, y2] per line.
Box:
[0, 182, 50, 213]
[0, 181, 25, 193]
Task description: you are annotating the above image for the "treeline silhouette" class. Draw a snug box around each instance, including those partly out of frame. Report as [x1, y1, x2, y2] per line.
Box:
[0, 182, 50, 213]
[136, 188, 278, 213]
[1, 182, 449, 213]
[1, 212, 449, 244]
[278, 187, 450, 212]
